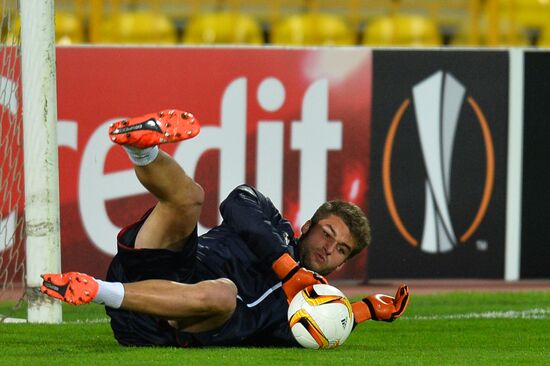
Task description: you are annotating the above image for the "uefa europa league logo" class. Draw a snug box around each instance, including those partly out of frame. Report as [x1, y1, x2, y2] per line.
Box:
[383, 71, 495, 254]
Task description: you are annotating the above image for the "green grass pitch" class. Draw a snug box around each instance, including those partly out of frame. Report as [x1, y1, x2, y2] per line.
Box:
[1, 291, 549, 366]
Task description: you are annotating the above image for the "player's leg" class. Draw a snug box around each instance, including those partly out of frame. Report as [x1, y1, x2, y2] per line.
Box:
[41, 273, 238, 333]
[110, 109, 203, 252]
[122, 278, 238, 333]
[132, 150, 204, 251]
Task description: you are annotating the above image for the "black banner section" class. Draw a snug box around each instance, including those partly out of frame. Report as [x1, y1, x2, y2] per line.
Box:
[520, 52, 550, 278]
[368, 50, 509, 278]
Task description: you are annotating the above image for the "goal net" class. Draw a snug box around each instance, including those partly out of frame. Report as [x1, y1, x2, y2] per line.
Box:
[1, 0, 61, 323]
[0, 0, 26, 321]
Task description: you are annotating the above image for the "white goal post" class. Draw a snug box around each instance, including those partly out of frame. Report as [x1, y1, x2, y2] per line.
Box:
[20, 0, 62, 323]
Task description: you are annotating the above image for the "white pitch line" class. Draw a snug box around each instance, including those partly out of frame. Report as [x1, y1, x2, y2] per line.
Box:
[406, 308, 550, 321]
[4, 309, 550, 324]
[60, 309, 550, 323]
[64, 318, 110, 324]
[1, 317, 27, 323]
[1, 317, 110, 324]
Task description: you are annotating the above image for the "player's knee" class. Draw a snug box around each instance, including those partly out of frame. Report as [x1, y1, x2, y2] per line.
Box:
[191, 182, 205, 206]
[217, 278, 238, 298]
[180, 181, 205, 210]
[198, 278, 237, 316]
[213, 278, 237, 315]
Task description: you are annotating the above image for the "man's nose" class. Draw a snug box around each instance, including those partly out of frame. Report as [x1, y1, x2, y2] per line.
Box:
[324, 240, 336, 254]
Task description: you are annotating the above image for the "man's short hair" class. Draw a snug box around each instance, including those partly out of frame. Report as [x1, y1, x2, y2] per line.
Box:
[310, 200, 371, 259]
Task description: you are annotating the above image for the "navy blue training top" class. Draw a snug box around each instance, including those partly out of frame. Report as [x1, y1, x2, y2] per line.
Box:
[190, 184, 300, 346]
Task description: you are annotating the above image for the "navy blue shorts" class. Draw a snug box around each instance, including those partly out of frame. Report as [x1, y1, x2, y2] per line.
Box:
[105, 208, 200, 347]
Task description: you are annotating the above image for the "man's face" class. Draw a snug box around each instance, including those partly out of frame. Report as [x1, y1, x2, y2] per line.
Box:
[298, 214, 357, 276]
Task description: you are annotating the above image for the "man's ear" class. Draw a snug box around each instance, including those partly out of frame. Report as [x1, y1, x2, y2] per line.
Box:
[301, 220, 312, 235]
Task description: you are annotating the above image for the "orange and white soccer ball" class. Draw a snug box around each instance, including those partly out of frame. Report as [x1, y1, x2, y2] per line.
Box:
[287, 284, 354, 349]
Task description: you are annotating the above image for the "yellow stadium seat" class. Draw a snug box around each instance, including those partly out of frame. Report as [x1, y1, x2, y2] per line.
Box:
[494, 0, 550, 30]
[450, 21, 531, 47]
[98, 11, 177, 44]
[463, 0, 548, 46]
[56, 12, 84, 44]
[363, 14, 442, 46]
[271, 13, 356, 46]
[3, 11, 84, 44]
[182, 12, 263, 45]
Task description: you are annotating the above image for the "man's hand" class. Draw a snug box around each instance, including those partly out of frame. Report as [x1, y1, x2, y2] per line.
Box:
[351, 284, 410, 324]
[272, 253, 328, 301]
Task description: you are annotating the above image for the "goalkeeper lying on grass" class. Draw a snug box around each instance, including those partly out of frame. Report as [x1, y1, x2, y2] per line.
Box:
[41, 109, 409, 347]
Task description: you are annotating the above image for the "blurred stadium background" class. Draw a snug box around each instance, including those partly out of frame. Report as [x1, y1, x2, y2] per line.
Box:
[38, 0, 550, 47]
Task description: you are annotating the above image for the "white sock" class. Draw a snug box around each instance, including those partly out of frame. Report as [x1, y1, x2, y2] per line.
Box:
[123, 145, 159, 166]
[93, 280, 125, 309]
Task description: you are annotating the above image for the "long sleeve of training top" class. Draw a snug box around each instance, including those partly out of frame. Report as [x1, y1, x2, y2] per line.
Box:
[219, 184, 295, 265]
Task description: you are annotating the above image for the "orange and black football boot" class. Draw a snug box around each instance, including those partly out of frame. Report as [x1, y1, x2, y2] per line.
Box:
[108, 109, 200, 149]
[40, 272, 99, 305]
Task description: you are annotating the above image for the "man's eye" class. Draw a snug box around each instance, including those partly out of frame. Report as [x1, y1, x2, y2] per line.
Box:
[337, 246, 348, 255]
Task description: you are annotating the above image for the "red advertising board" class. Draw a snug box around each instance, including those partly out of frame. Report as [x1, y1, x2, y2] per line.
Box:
[54, 47, 373, 280]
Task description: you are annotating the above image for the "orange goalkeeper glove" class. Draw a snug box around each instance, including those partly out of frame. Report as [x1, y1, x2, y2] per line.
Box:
[351, 284, 410, 324]
[272, 253, 328, 301]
